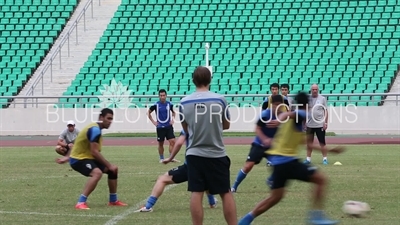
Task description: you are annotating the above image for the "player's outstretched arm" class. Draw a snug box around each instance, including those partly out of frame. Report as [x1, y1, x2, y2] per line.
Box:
[163, 134, 186, 164]
[55, 156, 69, 164]
[266, 111, 296, 128]
[55, 139, 72, 164]
[307, 142, 346, 155]
[305, 134, 345, 154]
[278, 111, 297, 120]
[55, 147, 73, 164]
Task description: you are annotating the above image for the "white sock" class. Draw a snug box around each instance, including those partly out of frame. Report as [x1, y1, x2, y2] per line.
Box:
[323, 157, 327, 160]
[306, 157, 311, 162]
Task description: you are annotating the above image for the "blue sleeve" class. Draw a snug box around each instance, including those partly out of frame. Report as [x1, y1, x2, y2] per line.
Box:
[180, 130, 185, 136]
[86, 126, 101, 143]
[169, 102, 174, 111]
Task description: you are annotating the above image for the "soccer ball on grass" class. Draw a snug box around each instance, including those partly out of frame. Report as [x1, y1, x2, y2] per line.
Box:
[342, 200, 371, 217]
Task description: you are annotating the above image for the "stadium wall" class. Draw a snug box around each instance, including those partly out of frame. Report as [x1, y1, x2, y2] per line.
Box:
[0, 106, 399, 135]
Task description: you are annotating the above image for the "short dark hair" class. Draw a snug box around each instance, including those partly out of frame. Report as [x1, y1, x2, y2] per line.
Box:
[100, 108, 113, 118]
[295, 92, 309, 108]
[271, 94, 284, 103]
[159, 89, 167, 95]
[281, 84, 289, 89]
[192, 66, 211, 87]
[270, 83, 279, 89]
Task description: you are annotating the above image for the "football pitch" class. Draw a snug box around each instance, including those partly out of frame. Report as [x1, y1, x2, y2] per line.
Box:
[0, 145, 399, 225]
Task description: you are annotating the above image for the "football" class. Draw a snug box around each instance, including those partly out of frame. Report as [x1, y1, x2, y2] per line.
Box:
[342, 200, 371, 217]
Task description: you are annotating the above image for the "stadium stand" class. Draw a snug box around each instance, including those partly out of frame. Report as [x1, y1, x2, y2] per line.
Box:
[61, 0, 400, 107]
[0, 0, 78, 108]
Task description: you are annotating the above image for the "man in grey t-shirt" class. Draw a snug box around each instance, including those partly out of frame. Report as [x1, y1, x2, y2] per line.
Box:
[55, 120, 80, 156]
[304, 84, 329, 165]
[179, 66, 237, 225]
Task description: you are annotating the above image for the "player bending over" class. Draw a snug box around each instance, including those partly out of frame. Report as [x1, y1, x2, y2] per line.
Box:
[56, 108, 127, 210]
[135, 130, 217, 212]
[231, 95, 283, 193]
[238, 92, 345, 225]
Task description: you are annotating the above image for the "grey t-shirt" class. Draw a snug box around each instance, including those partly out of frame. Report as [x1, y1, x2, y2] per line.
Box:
[179, 91, 229, 158]
[307, 95, 327, 128]
[59, 128, 80, 144]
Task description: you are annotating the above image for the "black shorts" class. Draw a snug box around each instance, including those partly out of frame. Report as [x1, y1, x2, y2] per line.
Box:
[247, 143, 269, 164]
[168, 164, 188, 184]
[156, 126, 175, 142]
[306, 127, 326, 145]
[271, 159, 317, 189]
[186, 155, 231, 195]
[70, 159, 107, 177]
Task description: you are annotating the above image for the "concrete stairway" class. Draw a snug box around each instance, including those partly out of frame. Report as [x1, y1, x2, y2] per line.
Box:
[384, 71, 400, 106]
[15, 0, 121, 108]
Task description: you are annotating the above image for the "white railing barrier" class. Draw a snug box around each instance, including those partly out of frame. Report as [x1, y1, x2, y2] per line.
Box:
[24, 0, 97, 96]
[0, 93, 399, 108]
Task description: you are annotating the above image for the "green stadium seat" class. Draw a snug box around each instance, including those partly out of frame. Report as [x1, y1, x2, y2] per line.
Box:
[0, 0, 78, 108]
[57, 0, 399, 108]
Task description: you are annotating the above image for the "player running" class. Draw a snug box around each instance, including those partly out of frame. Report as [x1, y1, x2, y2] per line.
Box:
[231, 95, 284, 193]
[135, 130, 217, 212]
[238, 92, 345, 225]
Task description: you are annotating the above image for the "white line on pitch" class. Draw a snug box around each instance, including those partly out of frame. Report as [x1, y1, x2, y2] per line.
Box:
[1, 171, 164, 182]
[103, 184, 179, 225]
[0, 210, 113, 218]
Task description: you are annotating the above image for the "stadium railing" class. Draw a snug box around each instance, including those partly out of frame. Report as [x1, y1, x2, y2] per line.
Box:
[24, 0, 100, 96]
[0, 93, 399, 108]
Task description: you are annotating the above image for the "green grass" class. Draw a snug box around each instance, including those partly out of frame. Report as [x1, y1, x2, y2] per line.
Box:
[0, 145, 399, 225]
[103, 132, 337, 137]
